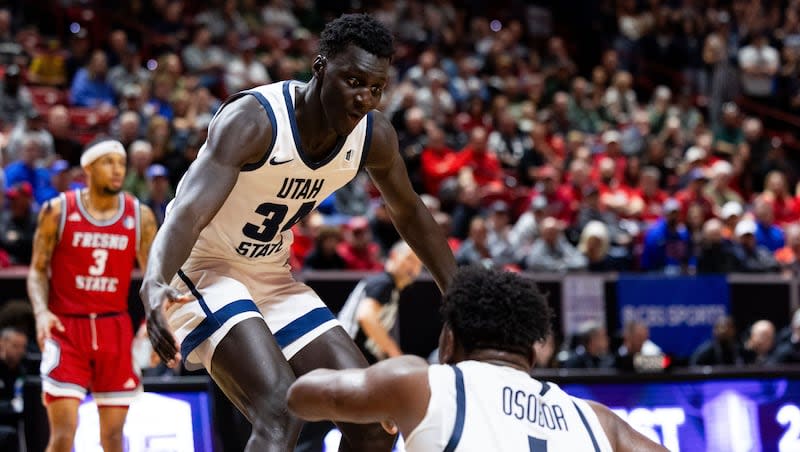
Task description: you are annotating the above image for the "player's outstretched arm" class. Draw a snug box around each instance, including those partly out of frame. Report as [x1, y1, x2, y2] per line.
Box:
[587, 400, 669, 452]
[365, 112, 456, 292]
[27, 199, 65, 350]
[287, 355, 430, 435]
[139, 94, 273, 366]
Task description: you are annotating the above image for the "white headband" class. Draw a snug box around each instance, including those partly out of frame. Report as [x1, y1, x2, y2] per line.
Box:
[80, 140, 126, 167]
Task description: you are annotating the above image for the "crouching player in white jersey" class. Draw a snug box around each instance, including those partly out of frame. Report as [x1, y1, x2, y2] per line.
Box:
[288, 266, 668, 452]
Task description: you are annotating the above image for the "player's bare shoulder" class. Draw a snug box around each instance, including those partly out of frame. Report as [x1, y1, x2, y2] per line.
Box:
[36, 196, 63, 236]
[205, 94, 276, 169]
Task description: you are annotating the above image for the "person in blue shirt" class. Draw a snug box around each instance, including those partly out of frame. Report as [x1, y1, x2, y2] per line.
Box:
[753, 198, 785, 252]
[641, 198, 692, 273]
[69, 50, 116, 107]
[4, 135, 48, 202]
[34, 159, 70, 204]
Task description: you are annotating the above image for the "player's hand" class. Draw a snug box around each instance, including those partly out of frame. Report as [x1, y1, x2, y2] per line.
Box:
[141, 282, 193, 368]
[35, 310, 64, 351]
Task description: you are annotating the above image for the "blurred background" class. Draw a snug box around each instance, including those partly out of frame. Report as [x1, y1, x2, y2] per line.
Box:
[0, 0, 799, 450]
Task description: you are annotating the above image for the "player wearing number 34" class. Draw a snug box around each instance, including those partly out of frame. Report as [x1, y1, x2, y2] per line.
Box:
[27, 139, 158, 452]
[139, 13, 456, 452]
[288, 266, 667, 452]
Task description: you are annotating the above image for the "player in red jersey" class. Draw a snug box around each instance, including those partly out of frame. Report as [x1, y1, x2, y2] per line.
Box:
[26, 139, 157, 452]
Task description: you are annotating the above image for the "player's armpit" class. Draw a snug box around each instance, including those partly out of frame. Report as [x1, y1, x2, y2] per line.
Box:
[27, 198, 62, 315]
[287, 355, 429, 433]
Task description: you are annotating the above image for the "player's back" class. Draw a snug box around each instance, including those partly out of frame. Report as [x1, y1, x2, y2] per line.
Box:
[404, 360, 613, 452]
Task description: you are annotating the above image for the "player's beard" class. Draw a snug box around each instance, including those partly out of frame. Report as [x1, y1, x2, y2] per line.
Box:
[102, 186, 122, 196]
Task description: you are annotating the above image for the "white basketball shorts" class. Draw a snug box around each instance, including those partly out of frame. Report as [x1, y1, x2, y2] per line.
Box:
[166, 257, 340, 371]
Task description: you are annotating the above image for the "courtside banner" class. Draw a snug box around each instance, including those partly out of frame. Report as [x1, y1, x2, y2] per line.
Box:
[617, 275, 729, 358]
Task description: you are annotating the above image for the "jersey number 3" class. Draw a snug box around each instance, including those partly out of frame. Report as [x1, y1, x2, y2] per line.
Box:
[242, 201, 316, 242]
[529, 436, 547, 452]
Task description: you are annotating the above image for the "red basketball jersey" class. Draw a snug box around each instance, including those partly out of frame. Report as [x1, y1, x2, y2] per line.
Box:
[48, 190, 139, 315]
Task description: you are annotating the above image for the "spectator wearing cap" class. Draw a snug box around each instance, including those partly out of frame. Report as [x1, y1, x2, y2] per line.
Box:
[704, 160, 743, 213]
[697, 218, 739, 274]
[523, 216, 587, 272]
[629, 166, 668, 226]
[753, 198, 785, 252]
[677, 146, 707, 188]
[509, 195, 547, 259]
[732, 219, 780, 273]
[420, 125, 465, 196]
[47, 106, 82, 167]
[675, 168, 714, 223]
[69, 50, 116, 108]
[759, 170, 800, 227]
[485, 201, 515, 267]
[35, 159, 70, 204]
[0, 182, 36, 264]
[108, 43, 151, 98]
[720, 201, 743, 239]
[592, 130, 627, 184]
[122, 140, 153, 201]
[337, 216, 383, 272]
[641, 198, 692, 274]
[775, 224, 800, 274]
[143, 164, 173, 226]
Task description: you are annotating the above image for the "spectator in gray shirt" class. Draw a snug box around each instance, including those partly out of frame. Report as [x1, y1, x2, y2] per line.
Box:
[524, 216, 587, 271]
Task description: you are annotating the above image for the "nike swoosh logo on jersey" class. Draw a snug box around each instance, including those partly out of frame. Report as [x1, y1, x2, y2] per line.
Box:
[269, 156, 292, 165]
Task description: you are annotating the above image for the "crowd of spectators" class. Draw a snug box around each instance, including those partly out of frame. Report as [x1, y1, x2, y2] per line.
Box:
[0, 1, 798, 277]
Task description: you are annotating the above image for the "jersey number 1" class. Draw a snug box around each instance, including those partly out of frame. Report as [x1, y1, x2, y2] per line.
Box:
[242, 201, 316, 242]
[529, 436, 547, 452]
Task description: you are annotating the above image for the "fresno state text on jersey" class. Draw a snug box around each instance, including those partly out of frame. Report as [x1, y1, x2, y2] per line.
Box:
[48, 190, 139, 315]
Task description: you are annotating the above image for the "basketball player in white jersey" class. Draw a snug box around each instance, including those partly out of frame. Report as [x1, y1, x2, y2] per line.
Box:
[139, 14, 456, 452]
[288, 266, 668, 452]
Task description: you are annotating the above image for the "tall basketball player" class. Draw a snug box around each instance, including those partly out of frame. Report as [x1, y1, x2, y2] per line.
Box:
[288, 266, 668, 452]
[140, 14, 456, 452]
[27, 139, 158, 452]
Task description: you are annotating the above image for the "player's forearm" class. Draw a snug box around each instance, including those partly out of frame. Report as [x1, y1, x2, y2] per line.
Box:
[287, 369, 380, 423]
[390, 200, 456, 293]
[360, 318, 402, 357]
[26, 269, 50, 315]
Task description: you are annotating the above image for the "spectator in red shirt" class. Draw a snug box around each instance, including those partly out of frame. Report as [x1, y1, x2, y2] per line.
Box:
[557, 159, 590, 224]
[420, 125, 465, 195]
[675, 168, 715, 222]
[336, 217, 383, 271]
[760, 170, 800, 227]
[592, 130, 627, 183]
[530, 165, 572, 222]
[460, 126, 503, 189]
[630, 166, 668, 225]
[597, 157, 633, 218]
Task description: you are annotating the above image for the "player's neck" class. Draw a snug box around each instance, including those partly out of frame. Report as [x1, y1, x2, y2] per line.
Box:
[463, 349, 532, 373]
[82, 187, 119, 214]
[294, 79, 339, 157]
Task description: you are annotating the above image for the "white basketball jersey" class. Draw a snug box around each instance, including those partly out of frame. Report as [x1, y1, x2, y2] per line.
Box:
[184, 81, 372, 266]
[404, 361, 613, 452]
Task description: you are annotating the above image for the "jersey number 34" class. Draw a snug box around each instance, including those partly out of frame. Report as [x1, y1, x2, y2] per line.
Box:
[242, 201, 316, 242]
